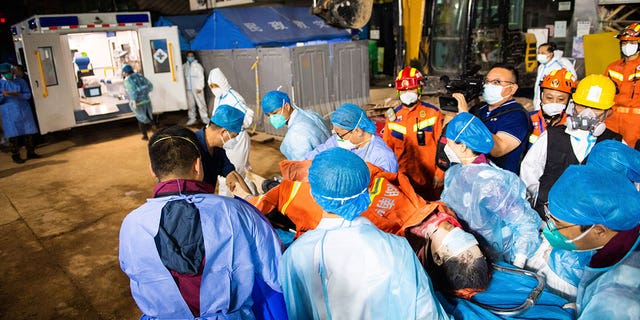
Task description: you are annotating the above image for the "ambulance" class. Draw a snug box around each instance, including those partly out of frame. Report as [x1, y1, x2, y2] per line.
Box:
[11, 12, 187, 134]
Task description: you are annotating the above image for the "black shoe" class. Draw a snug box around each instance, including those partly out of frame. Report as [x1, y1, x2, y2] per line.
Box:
[27, 152, 41, 159]
[12, 154, 25, 164]
[142, 135, 149, 141]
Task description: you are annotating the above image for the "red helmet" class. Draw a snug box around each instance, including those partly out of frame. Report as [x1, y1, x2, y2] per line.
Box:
[540, 68, 576, 94]
[617, 23, 640, 41]
[395, 66, 424, 91]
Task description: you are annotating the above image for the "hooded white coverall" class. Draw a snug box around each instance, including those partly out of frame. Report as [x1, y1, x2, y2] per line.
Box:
[183, 59, 208, 124]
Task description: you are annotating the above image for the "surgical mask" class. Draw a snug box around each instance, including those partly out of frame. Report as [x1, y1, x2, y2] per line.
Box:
[432, 227, 479, 266]
[2, 73, 13, 80]
[543, 223, 599, 251]
[482, 84, 505, 105]
[211, 87, 223, 96]
[444, 144, 461, 164]
[399, 91, 419, 106]
[621, 42, 639, 57]
[537, 54, 550, 64]
[187, 56, 195, 63]
[269, 112, 287, 129]
[336, 137, 357, 150]
[570, 107, 606, 136]
[220, 131, 233, 147]
[541, 103, 566, 117]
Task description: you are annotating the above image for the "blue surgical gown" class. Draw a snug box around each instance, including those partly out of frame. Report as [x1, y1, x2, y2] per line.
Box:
[0, 78, 37, 138]
[280, 107, 331, 160]
[575, 235, 640, 319]
[279, 217, 451, 320]
[441, 163, 542, 265]
[124, 73, 154, 124]
[304, 134, 399, 173]
[119, 193, 283, 319]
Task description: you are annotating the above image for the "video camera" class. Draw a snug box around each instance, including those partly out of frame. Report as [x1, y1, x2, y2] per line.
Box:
[438, 76, 484, 113]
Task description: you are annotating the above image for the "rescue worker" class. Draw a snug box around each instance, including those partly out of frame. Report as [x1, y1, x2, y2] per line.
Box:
[533, 42, 576, 110]
[122, 64, 154, 140]
[528, 68, 576, 147]
[261, 90, 331, 160]
[0, 62, 39, 163]
[207, 68, 254, 196]
[119, 125, 284, 319]
[605, 22, 640, 149]
[441, 112, 542, 267]
[520, 74, 623, 217]
[545, 165, 640, 319]
[183, 51, 208, 126]
[278, 148, 450, 319]
[383, 66, 444, 200]
[304, 103, 398, 173]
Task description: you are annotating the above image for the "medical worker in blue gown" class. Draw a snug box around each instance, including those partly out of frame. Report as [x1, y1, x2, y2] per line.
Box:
[119, 125, 284, 319]
[261, 90, 331, 160]
[279, 147, 450, 320]
[440, 112, 542, 268]
[546, 165, 640, 319]
[304, 103, 398, 173]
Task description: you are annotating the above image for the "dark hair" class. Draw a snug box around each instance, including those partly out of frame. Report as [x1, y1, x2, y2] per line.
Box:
[439, 250, 491, 291]
[539, 42, 557, 53]
[148, 126, 202, 180]
[186, 50, 197, 57]
[490, 63, 519, 84]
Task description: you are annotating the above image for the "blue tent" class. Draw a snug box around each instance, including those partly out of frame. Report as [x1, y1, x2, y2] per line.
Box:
[155, 14, 210, 50]
[190, 6, 351, 50]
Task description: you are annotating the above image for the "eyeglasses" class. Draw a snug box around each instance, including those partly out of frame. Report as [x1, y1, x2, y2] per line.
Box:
[543, 204, 577, 231]
[335, 129, 353, 140]
[483, 79, 515, 86]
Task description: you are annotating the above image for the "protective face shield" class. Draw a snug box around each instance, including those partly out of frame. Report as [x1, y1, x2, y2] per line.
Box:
[186, 56, 196, 63]
[536, 54, 550, 64]
[569, 107, 607, 136]
[2, 73, 13, 80]
[541, 102, 567, 117]
[444, 144, 461, 165]
[269, 108, 287, 129]
[482, 84, 505, 105]
[399, 91, 419, 106]
[621, 42, 639, 57]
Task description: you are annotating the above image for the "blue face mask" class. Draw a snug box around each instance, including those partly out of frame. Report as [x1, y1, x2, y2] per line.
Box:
[187, 57, 195, 63]
[542, 223, 578, 251]
[269, 113, 287, 129]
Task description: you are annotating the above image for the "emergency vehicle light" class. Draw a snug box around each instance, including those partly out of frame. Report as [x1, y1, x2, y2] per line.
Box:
[116, 14, 150, 24]
[39, 16, 79, 28]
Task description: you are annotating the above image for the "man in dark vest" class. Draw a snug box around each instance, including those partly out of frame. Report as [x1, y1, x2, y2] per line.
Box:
[520, 74, 623, 218]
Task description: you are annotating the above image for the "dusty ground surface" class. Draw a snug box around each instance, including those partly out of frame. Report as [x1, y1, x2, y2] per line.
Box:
[0, 88, 397, 319]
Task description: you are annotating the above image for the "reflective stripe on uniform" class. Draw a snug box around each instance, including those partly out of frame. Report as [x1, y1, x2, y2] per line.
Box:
[529, 134, 539, 144]
[281, 181, 302, 215]
[388, 122, 407, 135]
[614, 107, 640, 114]
[369, 177, 384, 202]
[627, 73, 640, 81]
[608, 70, 624, 81]
[412, 116, 437, 131]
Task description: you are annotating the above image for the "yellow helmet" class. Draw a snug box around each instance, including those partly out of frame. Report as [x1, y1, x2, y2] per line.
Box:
[572, 75, 616, 110]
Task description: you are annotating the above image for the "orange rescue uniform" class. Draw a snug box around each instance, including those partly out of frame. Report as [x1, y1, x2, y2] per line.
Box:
[528, 109, 567, 146]
[605, 57, 640, 147]
[382, 102, 444, 200]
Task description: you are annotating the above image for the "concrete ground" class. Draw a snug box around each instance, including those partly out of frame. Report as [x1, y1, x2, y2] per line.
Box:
[0, 88, 397, 319]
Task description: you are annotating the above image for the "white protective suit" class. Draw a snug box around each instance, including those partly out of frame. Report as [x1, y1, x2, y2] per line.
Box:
[208, 68, 255, 196]
[533, 50, 576, 110]
[183, 59, 208, 124]
[279, 217, 451, 320]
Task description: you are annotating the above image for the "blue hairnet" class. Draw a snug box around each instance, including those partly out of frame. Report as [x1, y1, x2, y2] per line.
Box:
[549, 165, 640, 230]
[0, 63, 11, 73]
[331, 103, 377, 134]
[210, 105, 244, 133]
[308, 148, 371, 220]
[122, 64, 133, 73]
[261, 90, 290, 114]
[587, 140, 640, 183]
[445, 112, 494, 154]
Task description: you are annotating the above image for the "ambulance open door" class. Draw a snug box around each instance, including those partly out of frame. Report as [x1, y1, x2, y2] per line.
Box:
[138, 26, 187, 114]
[22, 33, 78, 134]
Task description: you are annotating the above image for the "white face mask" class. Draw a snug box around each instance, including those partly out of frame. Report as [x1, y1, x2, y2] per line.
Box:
[622, 42, 639, 57]
[399, 91, 419, 105]
[336, 137, 357, 150]
[220, 131, 234, 147]
[211, 87, 224, 97]
[541, 103, 566, 116]
[444, 144, 461, 164]
[537, 54, 550, 64]
[482, 84, 506, 105]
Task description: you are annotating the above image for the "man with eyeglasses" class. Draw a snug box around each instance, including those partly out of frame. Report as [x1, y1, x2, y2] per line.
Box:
[455, 63, 532, 174]
[543, 165, 640, 319]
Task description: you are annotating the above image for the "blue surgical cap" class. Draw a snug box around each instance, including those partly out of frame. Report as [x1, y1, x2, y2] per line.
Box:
[549, 165, 640, 231]
[261, 90, 290, 114]
[0, 63, 11, 73]
[445, 112, 494, 154]
[210, 105, 244, 133]
[122, 64, 133, 73]
[331, 103, 377, 134]
[309, 148, 371, 221]
[587, 140, 640, 183]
